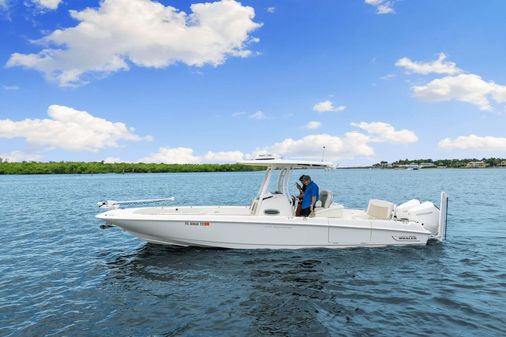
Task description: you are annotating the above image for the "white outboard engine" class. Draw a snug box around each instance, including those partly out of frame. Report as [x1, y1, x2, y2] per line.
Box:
[407, 201, 440, 236]
[395, 199, 421, 219]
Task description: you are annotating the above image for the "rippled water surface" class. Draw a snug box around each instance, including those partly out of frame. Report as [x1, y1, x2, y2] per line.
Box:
[1, 169, 505, 336]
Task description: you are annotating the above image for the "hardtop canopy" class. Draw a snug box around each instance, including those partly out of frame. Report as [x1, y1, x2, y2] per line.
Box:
[239, 158, 336, 169]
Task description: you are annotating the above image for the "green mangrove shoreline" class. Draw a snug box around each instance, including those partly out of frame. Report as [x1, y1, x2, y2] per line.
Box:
[0, 158, 504, 175]
[0, 162, 263, 175]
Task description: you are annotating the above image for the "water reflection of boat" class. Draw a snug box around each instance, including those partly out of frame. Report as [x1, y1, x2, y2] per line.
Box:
[97, 158, 448, 249]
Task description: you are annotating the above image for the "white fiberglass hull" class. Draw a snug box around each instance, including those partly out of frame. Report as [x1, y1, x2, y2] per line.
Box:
[97, 206, 433, 249]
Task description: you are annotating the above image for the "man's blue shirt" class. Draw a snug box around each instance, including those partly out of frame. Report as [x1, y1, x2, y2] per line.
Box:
[302, 181, 319, 209]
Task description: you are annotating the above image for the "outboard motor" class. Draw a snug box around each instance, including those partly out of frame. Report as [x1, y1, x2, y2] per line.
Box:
[407, 202, 440, 236]
[395, 199, 421, 219]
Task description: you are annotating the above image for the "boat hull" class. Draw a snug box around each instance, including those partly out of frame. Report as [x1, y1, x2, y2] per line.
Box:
[98, 211, 431, 249]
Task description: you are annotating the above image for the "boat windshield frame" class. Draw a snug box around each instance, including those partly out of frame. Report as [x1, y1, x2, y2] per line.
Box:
[242, 159, 336, 212]
[250, 167, 292, 210]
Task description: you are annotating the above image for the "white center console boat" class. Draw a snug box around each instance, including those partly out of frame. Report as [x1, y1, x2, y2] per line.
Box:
[96, 158, 448, 249]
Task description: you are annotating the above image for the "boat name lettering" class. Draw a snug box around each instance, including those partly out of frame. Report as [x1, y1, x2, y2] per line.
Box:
[185, 221, 210, 227]
[392, 235, 418, 241]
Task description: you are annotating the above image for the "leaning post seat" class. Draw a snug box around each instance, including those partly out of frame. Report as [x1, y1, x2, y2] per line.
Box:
[367, 199, 395, 219]
[315, 190, 333, 208]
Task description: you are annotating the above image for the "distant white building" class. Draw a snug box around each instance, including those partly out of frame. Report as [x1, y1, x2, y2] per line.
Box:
[466, 161, 487, 168]
[397, 164, 420, 170]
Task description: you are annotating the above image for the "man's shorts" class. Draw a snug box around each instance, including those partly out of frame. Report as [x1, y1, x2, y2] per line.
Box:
[300, 207, 312, 217]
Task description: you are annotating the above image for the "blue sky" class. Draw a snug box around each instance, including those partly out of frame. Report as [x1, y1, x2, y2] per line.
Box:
[1, 0, 505, 165]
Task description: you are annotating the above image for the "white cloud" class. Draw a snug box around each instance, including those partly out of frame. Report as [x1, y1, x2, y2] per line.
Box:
[365, 0, 395, 14]
[233, 110, 266, 119]
[2, 85, 19, 90]
[140, 147, 244, 164]
[412, 73, 506, 111]
[313, 100, 346, 113]
[351, 121, 418, 143]
[141, 133, 377, 164]
[438, 135, 506, 151]
[141, 147, 200, 164]
[255, 133, 375, 160]
[103, 156, 123, 163]
[6, 0, 261, 86]
[0, 105, 151, 151]
[255, 121, 416, 160]
[0, 0, 7, 9]
[398, 53, 506, 111]
[380, 73, 396, 80]
[0, 151, 41, 162]
[202, 150, 245, 162]
[250, 110, 266, 119]
[396, 53, 462, 75]
[140, 121, 416, 163]
[33, 0, 62, 10]
[266, 6, 275, 13]
[305, 121, 321, 130]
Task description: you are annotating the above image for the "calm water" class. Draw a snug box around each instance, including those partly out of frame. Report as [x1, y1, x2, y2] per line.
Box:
[1, 169, 505, 336]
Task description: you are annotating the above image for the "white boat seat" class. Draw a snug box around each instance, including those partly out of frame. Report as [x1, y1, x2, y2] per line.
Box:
[367, 199, 395, 219]
[316, 190, 333, 208]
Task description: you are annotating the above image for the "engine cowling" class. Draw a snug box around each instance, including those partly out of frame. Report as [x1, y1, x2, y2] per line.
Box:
[395, 199, 421, 219]
[407, 201, 440, 235]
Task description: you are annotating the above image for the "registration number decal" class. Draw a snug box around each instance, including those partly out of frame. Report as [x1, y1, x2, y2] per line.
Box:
[185, 221, 210, 227]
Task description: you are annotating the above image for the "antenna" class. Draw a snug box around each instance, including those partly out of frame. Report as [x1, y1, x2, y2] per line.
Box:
[322, 145, 326, 162]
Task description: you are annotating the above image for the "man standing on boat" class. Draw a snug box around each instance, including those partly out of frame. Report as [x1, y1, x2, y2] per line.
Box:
[300, 175, 319, 217]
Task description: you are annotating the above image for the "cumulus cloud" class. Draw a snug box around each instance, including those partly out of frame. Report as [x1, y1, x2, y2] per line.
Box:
[255, 133, 375, 160]
[103, 156, 123, 163]
[233, 110, 266, 119]
[396, 53, 462, 75]
[202, 150, 245, 162]
[140, 147, 244, 164]
[141, 147, 200, 164]
[305, 121, 321, 130]
[254, 124, 416, 161]
[250, 110, 266, 119]
[351, 121, 418, 143]
[139, 120, 417, 163]
[0, 105, 151, 151]
[7, 0, 261, 86]
[398, 53, 506, 111]
[365, 0, 396, 14]
[33, 0, 62, 9]
[0, 151, 41, 162]
[412, 73, 506, 111]
[142, 132, 377, 164]
[141, 133, 378, 164]
[313, 100, 346, 113]
[438, 134, 506, 151]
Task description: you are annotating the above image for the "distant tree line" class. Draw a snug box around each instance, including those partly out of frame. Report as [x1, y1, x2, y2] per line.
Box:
[0, 160, 263, 175]
[388, 158, 506, 168]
